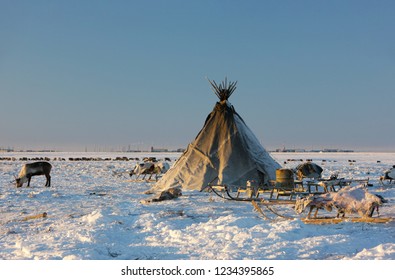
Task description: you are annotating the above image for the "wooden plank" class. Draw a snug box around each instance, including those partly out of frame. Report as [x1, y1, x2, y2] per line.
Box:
[211, 185, 226, 191]
[350, 217, 393, 223]
[21, 212, 48, 221]
[302, 217, 344, 224]
[302, 217, 393, 224]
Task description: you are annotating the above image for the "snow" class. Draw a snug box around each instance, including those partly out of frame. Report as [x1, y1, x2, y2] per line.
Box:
[0, 152, 394, 260]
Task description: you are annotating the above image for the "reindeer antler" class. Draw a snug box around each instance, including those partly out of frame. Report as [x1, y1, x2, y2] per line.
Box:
[10, 175, 18, 184]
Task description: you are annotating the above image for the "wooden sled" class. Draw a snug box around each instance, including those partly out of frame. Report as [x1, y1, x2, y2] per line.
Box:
[207, 184, 298, 221]
[301, 216, 393, 224]
[206, 184, 261, 201]
[206, 184, 304, 203]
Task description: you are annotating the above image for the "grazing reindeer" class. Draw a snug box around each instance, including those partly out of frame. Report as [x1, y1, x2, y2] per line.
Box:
[15, 162, 52, 188]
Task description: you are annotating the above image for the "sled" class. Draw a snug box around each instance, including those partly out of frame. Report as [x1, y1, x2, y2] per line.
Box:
[206, 184, 260, 201]
[205, 177, 367, 202]
[206, 184, 305, 202]
[305, 178, 370, 193]
[301, 216, 393, 224]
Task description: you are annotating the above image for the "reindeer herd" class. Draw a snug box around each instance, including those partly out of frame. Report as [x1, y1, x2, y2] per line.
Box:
[11, 157, 173, 188]
[9, 157, 395, 219]
[6, 157, 395, 222]
[10, 158, 395, 189]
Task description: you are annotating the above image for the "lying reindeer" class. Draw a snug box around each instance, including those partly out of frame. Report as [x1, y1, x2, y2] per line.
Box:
[15, 161, 52, 188]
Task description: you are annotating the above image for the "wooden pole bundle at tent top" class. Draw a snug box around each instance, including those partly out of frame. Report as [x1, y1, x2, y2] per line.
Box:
[207, 77, 237, 101]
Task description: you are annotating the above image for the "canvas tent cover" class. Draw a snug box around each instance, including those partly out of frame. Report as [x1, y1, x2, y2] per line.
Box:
[152, 81, 280, 192]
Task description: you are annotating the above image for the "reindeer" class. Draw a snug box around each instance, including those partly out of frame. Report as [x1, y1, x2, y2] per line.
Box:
[15, 162, 52, 188]
[129, 162, 170, 181]
[380, 166, 395, 185]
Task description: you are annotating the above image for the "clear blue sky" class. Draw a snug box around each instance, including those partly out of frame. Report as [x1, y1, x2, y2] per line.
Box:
[1, 0, 394, 152]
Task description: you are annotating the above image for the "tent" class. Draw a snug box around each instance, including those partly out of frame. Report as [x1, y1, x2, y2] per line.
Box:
[151, 78, 281, 192]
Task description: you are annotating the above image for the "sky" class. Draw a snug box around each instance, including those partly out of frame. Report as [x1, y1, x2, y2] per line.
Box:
[1, 0, 394, 152]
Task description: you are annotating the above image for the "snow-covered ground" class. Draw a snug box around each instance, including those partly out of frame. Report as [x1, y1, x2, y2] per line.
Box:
[0, 152, 394, 260]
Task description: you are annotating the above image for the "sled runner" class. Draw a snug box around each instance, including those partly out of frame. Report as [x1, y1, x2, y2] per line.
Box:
[251, 200, 295, 220]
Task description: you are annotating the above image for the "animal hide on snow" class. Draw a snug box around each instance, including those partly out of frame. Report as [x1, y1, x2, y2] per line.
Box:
[141, 187, 182, 204]
[331, 185, 383, 217]
[295, 185, 385, 218]
[295, 162, 323, 180]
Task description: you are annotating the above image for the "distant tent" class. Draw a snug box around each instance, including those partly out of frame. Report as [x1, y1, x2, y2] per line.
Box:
[151, 78, 281, 192]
